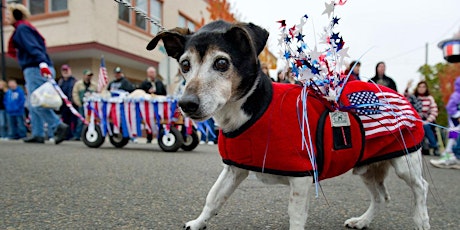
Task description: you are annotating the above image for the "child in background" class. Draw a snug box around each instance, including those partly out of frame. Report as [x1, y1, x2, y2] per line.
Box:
[430, 76, 460, 169]
[0, 80, 7, 140]
[3, 79, 27, 140]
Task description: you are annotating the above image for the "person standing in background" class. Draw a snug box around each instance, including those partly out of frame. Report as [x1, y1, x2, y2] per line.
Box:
[3, 79, 27, 140]
[140, 66, 167, 143]
[5, 3, 68, 144]
[107, 67, 135, 93]
[405, 80, 439, 155]
[345, 60, 361, 81]
[0, 80, 7, 140]
[140, 66, 167, 96]
[368, 61, 398, 91]
[430, 76, 460, 169]
[72, 69, 97, 141]
[58, 64, 78, 140]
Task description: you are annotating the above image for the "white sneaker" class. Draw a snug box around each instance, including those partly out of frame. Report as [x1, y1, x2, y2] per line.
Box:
[199, 141, 206, 144]
[48, 138, 55, 144]
[430, 153, 460, 169]
[207, 141, 215, 145]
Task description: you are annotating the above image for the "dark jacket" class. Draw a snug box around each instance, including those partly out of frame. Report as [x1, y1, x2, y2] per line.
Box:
[12, 24, 53, 70]
[0, 91, 5, 110]
[3, 87, 26, 116]
[58, 76, 76, 101]
[139, 79, 167, 96]
[368, 75, 397, 92]
[108, 77, 135, 93]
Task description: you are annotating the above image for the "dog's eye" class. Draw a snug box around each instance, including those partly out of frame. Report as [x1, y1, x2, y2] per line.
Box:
[180, 60, 191, 73]
[214, 58, 229, 72]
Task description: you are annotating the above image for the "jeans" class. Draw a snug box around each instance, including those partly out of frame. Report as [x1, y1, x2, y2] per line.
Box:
[423, 124, 438, 149]
[73, 106, 84, 139]
[24, 66, 61, 138]
[7, 114, 27, 139]
[0, 110, 7, 138]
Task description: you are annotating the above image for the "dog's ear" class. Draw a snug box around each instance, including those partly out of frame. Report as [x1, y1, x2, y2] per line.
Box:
[224, 23, 269, 56]
[146, 28, 192, 60]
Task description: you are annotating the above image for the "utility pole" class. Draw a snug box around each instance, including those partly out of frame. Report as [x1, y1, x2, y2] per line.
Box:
[1, 2, 7, 81]
[425, 42, 428, 65]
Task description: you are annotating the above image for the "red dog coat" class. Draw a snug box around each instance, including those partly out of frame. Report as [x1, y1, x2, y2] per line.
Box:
[218, 82, 424, 180]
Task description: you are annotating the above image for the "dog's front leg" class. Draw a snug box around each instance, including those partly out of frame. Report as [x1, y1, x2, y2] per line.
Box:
[184, 165, 249, 230]
[288, 177, 311, 230]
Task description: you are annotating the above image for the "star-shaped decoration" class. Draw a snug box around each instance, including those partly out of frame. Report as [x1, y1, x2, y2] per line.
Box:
[297, 14, 309, 28]
[336, 39, 345, 51]
[284, 50, 291, 59]
[337, 46, 350, 64]
[310, 66, 320, 75]
[297, 46, 303, 54]
[322, 1, 335, 18]
[284, 35, 292, 43]
[295, 59, 303, 68]
[295, 33, 305, 42]
[330, 32, 340, 40]
[289, 25, 297, 38]
[278, 50, 285, 58]
[277, 20, 286, 28]
[278, 36, 285, 46]
[318, 32, 328, 44]
[332, 16, 340, 26]
[309, 46, 322, 62]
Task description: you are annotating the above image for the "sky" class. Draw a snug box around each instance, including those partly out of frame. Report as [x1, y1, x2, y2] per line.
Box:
[226, 0, 460, 93]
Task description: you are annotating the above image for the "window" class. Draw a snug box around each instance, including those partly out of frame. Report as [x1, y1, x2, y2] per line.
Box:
[150, 0, 161, 34]
[8, 0, 68, 15]
[118, 0, 132, 23]
[29, 0, 45, 15]
[178, 14, 196, 32]
[118, 0, 162, 35]
[51, 0, 67, 12]
[33, 0, 68, 15]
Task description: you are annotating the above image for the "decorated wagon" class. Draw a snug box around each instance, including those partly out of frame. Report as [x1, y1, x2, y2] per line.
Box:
[80, 91, 199, 152]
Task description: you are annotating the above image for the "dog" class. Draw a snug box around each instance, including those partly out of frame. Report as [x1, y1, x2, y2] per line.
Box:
[146, 20, 430, 230]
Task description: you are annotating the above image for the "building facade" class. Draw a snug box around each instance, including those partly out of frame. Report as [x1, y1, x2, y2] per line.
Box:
[2, 0, 209, 92]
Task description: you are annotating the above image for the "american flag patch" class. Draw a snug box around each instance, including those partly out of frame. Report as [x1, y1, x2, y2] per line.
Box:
[347, 91, 418, 139]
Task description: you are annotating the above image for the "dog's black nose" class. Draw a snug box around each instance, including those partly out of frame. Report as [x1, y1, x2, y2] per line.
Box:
[179, 95, 200, 114]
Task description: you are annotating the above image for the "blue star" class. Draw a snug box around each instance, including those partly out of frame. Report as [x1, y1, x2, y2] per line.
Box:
[284, 50, 291, 59]
[310, 66, 320, 75]
[297, 46, 303, 53]
[331, 32, 340, 40]
[332, 16, 340, 25]
[296, 33, 305, 42]
[284, 36, 292, 43]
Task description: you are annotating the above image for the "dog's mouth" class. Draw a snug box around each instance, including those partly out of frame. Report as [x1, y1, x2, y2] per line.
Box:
[183, 111, 211, 121]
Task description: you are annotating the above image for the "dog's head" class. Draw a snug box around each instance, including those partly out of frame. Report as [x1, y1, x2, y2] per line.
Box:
[147, 20, 269, 120]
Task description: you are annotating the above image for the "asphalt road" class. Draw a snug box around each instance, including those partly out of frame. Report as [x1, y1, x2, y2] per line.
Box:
[1, 140, 459, 230]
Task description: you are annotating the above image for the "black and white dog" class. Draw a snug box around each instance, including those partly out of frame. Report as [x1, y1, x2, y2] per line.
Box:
[147, 20, 430, 230]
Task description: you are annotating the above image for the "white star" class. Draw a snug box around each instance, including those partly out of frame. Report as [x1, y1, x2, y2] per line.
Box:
[322, 1, 335, 18]
[309, 46, 322, 62]
[337, 47, 350, 65]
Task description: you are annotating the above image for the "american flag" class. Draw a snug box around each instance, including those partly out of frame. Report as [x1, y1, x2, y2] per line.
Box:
[347, 91, 418, 139]
[97, 57, 108, 92]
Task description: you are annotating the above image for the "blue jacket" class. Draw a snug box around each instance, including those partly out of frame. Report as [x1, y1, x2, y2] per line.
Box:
[3, 87, 26, 116]
[12, 24, 53, 70]
[58, 76, 76, 101]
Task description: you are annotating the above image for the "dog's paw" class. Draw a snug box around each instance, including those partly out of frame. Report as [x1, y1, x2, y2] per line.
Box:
[183, 220, 207, 230]
[344, 217, 370, 229]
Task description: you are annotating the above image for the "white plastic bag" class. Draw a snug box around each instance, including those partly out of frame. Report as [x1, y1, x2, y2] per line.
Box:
[30, 82, 62, 109]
